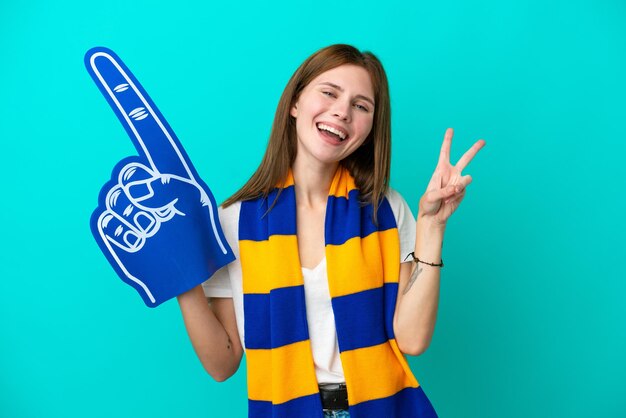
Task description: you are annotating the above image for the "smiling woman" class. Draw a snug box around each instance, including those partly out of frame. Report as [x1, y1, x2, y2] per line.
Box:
[176, 44, 484, 418]
[290, 65, 375, 166]
[223, 44, 394, 216]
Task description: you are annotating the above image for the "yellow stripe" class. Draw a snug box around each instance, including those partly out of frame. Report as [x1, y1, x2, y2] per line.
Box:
[328, 166, 358, 198]
[247, 340, 319, 404]
[240, 235, 302, 293]
[388, 339, 420, 386]
[281, 171, 295, 188]
[378, 228, 401, 284]
[326, 229, 400, 297]
[340, 340, 419, 406]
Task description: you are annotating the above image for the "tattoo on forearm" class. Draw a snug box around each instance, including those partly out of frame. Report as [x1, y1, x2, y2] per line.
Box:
[402, 264, 423, 295]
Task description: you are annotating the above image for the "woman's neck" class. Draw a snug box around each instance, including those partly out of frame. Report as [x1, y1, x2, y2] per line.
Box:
[291, 156, 338, 208]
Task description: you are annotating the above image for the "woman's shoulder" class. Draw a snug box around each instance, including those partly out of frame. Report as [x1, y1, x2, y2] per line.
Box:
[384, 187, 416, 258]
[385, 186, 405, 204]
[384, 187, 416, 225]
[385, 186, 411, 211]
[217, 201, 242, 246]
[218, 200, 242, 223]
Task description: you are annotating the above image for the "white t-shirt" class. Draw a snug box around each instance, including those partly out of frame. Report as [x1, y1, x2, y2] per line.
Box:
[202, 188, 416, 383]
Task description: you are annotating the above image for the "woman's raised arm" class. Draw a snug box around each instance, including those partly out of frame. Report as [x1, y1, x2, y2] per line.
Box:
[394, 128, 485, 355]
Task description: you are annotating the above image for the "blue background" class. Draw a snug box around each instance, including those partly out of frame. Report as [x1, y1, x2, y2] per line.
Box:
[1, 0, 625, 417]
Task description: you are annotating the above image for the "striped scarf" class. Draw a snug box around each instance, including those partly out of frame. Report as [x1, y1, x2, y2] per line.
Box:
[239, 166, 437, 417]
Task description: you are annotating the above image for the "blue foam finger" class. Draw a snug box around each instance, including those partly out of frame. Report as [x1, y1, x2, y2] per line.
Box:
[86, 48, 235, 307]
[85, 47, 190, 178]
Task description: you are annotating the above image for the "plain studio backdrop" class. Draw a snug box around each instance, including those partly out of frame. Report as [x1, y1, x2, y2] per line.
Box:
[1, 0, 624, 417]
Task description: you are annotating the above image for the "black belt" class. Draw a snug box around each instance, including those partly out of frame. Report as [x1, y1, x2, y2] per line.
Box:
[319, 383, 349, 411]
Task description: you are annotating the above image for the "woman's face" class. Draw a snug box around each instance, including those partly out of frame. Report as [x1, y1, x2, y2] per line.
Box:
[290, 64, 375, 166]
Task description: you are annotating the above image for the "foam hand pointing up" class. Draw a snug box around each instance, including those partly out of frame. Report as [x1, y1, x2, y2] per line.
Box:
[86, 47, 235, 307]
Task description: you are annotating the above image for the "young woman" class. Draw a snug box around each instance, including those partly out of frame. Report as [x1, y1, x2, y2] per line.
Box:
[177, 44, 485, 418]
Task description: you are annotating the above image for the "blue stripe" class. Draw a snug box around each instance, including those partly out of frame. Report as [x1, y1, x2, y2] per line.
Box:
[325, 192, 397, 246]
[244, 285, 310, 349]
[384, 282, 399, 339]
[239, 186, 297, 241]
[349, 386, 437, 418]
[249, 393, 323, 418]
[332, 286, 388, 352]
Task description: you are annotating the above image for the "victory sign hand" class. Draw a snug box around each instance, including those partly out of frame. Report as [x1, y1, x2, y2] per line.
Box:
[418, 128, 485, 226]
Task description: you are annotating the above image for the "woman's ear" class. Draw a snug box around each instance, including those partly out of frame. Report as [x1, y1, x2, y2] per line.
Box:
[290, 103, 298, 118]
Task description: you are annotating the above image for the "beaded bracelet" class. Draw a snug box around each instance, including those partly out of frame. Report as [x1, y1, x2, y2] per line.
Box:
[404, 252, 444, 267]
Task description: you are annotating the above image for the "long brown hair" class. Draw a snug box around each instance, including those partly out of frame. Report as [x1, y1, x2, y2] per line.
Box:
[223, 44, 392, 217]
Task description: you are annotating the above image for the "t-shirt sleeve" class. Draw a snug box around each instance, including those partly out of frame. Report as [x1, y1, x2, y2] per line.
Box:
[201, 204, 237, 298]
[386, 188, 417, 264]
[202, 264, 233, 298]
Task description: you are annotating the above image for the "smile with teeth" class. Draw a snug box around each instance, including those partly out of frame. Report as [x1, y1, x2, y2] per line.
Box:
[317, 123, 348, 142]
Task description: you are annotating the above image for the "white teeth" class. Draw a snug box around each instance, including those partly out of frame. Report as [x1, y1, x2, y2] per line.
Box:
[317, 123, 347, 140]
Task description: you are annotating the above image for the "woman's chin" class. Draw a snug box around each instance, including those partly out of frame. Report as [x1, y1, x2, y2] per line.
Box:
[295, 150, 342, 168]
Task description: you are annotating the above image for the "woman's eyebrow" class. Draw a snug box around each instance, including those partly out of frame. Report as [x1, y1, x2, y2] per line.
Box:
[318, 82, 375, 106]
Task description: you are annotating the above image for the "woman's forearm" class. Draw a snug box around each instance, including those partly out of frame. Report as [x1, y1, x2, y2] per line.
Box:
[177, 286, 242, 381]
[393, 215, 445, 356]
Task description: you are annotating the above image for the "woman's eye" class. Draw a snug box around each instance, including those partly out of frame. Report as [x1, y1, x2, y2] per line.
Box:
[354, 103, 369, 112]
[322, 91, 336, 97]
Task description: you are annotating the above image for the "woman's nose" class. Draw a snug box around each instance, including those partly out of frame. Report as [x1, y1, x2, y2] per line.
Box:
[331, 101, 351, 121]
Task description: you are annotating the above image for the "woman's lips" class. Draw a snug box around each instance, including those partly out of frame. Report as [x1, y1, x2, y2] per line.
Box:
[317, 128, 345, 145]
[316, 122, 349, 145]
[316, 122, 348, 140]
